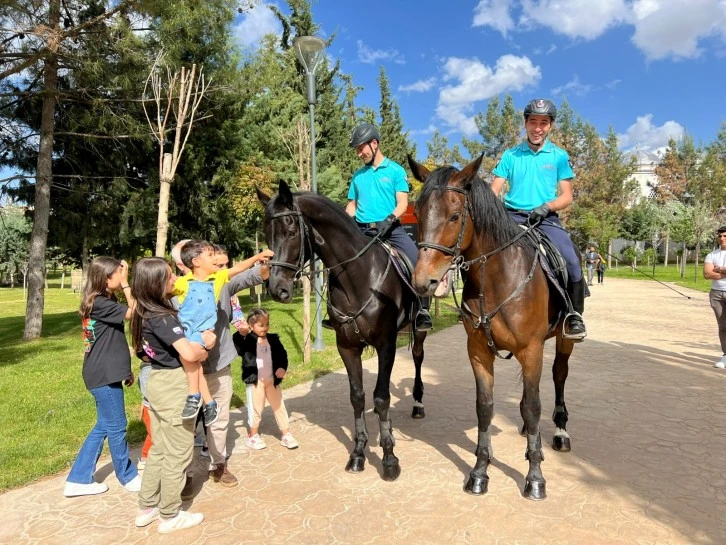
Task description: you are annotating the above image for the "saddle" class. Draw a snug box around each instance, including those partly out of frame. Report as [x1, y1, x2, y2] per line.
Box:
[521, 226, 571, 329]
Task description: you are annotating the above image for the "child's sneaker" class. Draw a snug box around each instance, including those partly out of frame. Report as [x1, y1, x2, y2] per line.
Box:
[246, 433, 267, 450]
[203, 401, 219, 426]
[181, 395, 201, 420]
[280, 432, 299, 450]
[137, 458, 146, 471]
[200, 442, 209, 458]
[157, 510, 204, 534]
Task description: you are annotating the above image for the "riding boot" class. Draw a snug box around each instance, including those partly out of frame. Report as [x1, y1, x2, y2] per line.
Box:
[564, 280, 586, 341]
[414, 297, 433, 331]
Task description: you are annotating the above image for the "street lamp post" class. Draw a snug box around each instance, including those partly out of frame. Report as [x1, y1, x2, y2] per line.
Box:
[294, 36, 326, 350]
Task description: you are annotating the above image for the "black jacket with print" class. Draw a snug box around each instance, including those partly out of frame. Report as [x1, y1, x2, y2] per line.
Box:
[233, 331, 288, 387]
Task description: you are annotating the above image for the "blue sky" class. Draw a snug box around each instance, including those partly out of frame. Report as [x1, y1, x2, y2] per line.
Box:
[234, 0, 726, 156]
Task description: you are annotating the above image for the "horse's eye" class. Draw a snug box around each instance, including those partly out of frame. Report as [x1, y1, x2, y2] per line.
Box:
[450, 213, 460, 222]
[288, 230, 297, 239]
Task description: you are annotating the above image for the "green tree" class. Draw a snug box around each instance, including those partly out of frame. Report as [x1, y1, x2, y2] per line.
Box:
[0, 208, 31, 287]
[377, 66, 415, 167]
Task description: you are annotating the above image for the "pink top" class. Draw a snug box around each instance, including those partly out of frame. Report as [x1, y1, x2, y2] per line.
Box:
[256, 340, 273, 379]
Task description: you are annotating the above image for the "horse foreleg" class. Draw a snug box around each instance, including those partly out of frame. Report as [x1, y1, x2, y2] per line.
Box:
[373, 337, 400, 481]
[411, 329, 426, 419]
[339, 346, 368, 473]
[520, 345, 546, 501]
[552, 337, 574, 452]
[464, 335, 495, 495]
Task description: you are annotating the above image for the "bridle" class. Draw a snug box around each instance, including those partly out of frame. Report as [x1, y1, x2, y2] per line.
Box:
[267, 206, 312, 279]
[417, 183, 539, 358]
[417, 186, 471, 268]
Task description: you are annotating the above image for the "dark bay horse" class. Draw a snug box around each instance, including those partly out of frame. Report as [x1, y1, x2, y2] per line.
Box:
[408, 155, 577, 500]
[256, 181, 427, 481]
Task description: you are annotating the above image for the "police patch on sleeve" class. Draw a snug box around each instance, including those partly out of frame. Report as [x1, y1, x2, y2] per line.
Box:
[173, 326, 183, 335]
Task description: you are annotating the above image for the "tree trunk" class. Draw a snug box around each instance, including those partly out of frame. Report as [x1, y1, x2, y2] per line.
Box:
[155, 154, 173, 257]
[664, 234, 670, 267]
[81, 225, 89, 288]
[23, 0, 60, 340]
[60, 268, 65, 290]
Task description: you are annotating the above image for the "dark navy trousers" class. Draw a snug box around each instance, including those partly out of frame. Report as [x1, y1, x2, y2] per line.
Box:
[509, 211, 583, 282]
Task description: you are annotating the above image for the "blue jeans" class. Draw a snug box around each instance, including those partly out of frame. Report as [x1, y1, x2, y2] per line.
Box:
[67, 382, 137, 485]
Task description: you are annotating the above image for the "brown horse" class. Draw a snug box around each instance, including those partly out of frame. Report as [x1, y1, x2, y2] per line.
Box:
[409, 155, 576, 500]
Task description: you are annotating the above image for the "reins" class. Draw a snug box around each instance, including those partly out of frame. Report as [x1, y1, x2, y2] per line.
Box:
[420, 185, 541, 358]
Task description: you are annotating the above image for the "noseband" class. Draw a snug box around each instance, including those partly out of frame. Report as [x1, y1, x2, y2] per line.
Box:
[417, 186, 471, 265]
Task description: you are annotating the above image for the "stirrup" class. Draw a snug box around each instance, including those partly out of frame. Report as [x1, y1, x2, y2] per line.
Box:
[562, 312, 586, 342]
[414, 310, 433, 332]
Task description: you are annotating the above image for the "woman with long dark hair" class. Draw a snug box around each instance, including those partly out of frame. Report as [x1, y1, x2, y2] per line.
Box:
[131, 257, 210, 534]
[64, 257, 140, 497]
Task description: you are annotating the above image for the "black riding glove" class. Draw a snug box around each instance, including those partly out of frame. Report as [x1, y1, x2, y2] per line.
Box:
[528, 203, 550, 224]
[375, 214, 396, 235]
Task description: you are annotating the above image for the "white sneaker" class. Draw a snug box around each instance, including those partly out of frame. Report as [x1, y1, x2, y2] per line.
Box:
[135, 507, 159, 527]
[280, 432, 299, 449]
[715, 357, 726, 369]
[246, 433, 267, 450]
[137, 458, 146, 470]
[123, 474, 142, 492]
[158, 510, 204, 534]
[63, 481, 108, 497]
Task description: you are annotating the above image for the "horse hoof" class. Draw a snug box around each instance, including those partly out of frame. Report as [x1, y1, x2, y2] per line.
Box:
[382, 463, 401, 481]
[552, 435, 571, 452]
[463, 475, 489, 495]
[411, 406, 425, 419]
[345, 457, 365, 473]
[522, 479, 546, 501]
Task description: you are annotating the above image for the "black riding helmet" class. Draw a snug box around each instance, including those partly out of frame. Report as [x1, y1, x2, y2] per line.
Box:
[349, 123, 381, 148]
[523, 99, 557, 121]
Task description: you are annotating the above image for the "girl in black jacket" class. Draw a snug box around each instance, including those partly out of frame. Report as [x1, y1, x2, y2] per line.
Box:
[232, 309, 298, 450]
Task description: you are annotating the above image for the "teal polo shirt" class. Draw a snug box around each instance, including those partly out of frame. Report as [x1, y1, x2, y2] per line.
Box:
[492, 140, 575, 211]
[348, 157, 409, 223]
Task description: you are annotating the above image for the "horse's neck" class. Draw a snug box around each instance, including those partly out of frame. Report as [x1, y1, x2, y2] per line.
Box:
[299, 198, 375, 270]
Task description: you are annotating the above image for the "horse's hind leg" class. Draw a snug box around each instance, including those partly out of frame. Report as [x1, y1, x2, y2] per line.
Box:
[373, 336, 401, 481]
[464, 335, 495, 495]
[339, 345, 368, 473]
[411, 330, 426, 419]
[552, 337, 574, 452]
[520, 345, 547, 501]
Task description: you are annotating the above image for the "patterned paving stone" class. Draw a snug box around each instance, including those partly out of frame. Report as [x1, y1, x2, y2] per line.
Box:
[1, 278, 724, 545]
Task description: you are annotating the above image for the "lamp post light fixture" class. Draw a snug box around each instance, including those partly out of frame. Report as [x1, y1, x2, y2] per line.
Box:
[294, 35, 326, 350]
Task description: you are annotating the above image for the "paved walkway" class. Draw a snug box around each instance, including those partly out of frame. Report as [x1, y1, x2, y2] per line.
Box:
[2, 278, 724, 545]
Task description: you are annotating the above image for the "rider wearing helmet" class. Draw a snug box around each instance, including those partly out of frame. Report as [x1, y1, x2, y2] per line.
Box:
[345, 122, 433, 331]
[490, 99, 587, 341]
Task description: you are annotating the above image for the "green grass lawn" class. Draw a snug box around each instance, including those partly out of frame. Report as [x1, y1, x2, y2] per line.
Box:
[0, 286, 460, 491]
[602, 262, 712, 293]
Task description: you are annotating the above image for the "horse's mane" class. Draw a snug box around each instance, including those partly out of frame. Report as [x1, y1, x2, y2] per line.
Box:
[417, 166, 523, 249]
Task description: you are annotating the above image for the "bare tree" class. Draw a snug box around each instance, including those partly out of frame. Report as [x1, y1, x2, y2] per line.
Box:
[143, 51, 211, 257]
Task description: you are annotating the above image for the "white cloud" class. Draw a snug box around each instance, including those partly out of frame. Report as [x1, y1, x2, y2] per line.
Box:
[398, 78, 437, 93]
[409, 124, 438, 137]
[473, 0, 516, 36]
[606, 79, 622, 90]
[233, 3, 282, 49]
[631, 0, 726, 60]
[357, 40, 406, 64]
[436, 55, 541, 135]
[471, 0, 726, 60]
[551, 75, 593, 96]
[617, 114, 685, 151]
[520, 0, 630, 40]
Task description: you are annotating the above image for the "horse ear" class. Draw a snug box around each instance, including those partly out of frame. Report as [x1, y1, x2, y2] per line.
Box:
[407, 155, 431, 183]
[453, 154, 484, 186]
[278, 180, 294, 208]
[255, 185, 271, 207]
